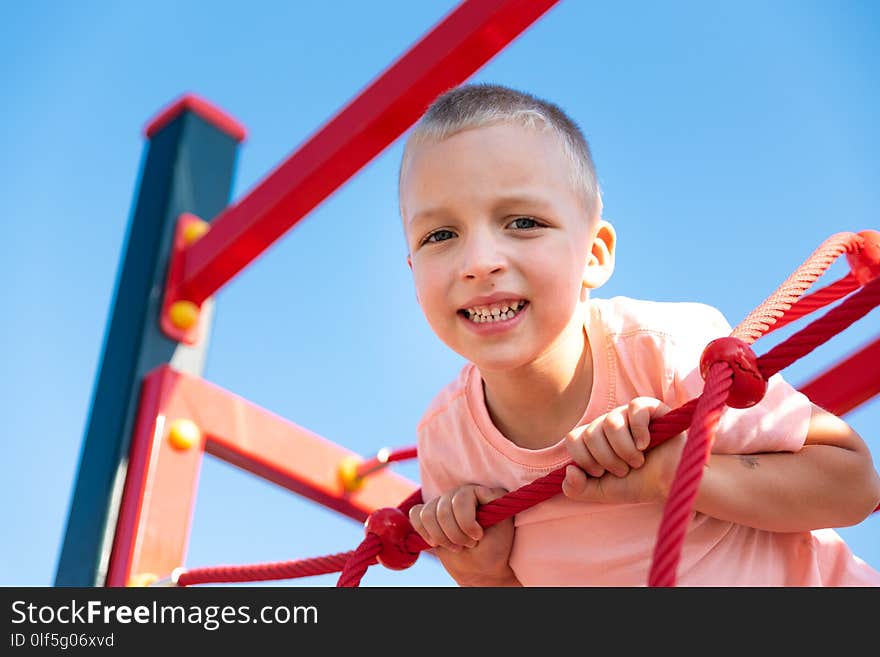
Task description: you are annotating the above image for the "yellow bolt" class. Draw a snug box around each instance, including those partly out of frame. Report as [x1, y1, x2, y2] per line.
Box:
[169, 300, 199, 330]
[183, 219, 210, 245]
[127, 572, 159, 587]
[168, 418, 201, 451]
[338, 455, 363, 493]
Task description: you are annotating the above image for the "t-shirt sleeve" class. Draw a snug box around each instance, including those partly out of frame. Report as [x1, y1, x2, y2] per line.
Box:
[665, 303, 812, 454]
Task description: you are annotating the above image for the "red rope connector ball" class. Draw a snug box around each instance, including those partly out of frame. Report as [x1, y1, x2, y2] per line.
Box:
[699, 336, 767, 408]
[846, 229, 880, 285]
[364, 507, 419, 571]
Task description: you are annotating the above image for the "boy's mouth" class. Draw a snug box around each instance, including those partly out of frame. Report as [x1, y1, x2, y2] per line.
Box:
[458, 299, 529, 323]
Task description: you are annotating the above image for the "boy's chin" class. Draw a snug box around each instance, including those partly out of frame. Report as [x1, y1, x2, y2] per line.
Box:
[467, 349, 538, 374]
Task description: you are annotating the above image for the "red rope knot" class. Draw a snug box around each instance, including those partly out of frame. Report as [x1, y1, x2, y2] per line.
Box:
[846, 229, 880, 286]
[364, 507, 420, 571]
[699, 336, 767, 408]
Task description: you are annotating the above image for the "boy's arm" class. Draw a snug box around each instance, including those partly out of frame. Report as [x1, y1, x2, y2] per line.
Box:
[693, 404, 880, 532]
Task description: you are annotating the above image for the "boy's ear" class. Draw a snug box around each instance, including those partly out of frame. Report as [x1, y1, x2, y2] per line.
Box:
[582, 220, 616, 290]
[406, 254, 420, 304]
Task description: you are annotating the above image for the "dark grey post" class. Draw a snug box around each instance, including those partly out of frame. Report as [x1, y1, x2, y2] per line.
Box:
[55, 101, 243, 586]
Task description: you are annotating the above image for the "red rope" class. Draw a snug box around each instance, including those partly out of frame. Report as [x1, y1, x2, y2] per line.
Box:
[759, 278, 880, 378]
[649, 232, 870, 586]
[732, 232, 858, 344]
[761, 274, 859, 336]
[173, 231, 877, 588]
[335, 535, 383, 588]
[648, 364, 732, 586]
[177, 552, 354, 586]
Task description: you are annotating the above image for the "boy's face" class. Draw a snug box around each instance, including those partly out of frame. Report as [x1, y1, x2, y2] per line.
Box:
[401, 122, 611, 372]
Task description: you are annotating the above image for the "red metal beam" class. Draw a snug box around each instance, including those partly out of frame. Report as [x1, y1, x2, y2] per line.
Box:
[107, 365, 416, 586]
[798, 336, 880, 416]
[174, 0, 559, 306]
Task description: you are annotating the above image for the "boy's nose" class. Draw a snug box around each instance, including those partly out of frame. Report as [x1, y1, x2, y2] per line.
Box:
[460, 237, 507, 280]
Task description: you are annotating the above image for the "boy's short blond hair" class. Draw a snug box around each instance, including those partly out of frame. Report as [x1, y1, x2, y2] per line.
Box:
[399, 83, 601, 221]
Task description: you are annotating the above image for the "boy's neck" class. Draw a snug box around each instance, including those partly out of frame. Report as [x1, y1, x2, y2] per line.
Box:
[480, 316, 593, 451]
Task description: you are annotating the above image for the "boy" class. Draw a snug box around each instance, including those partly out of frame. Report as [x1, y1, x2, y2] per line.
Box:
[399, 83, 880, 586]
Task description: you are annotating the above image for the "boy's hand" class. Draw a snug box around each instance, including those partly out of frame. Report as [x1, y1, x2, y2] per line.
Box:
[562, 397, 684, 504]
[409, 485, 519, 586]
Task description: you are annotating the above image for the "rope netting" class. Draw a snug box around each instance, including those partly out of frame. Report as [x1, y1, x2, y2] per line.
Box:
[169, 230, 879, 588]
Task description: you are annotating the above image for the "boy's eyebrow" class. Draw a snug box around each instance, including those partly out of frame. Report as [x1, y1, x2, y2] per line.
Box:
[493, 193, 554, 212]
[408, 208, 444, 231]
[408, 193, 553, 230]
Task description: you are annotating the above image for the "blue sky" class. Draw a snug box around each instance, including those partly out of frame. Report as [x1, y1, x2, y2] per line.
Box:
[1, 0, 878, 587]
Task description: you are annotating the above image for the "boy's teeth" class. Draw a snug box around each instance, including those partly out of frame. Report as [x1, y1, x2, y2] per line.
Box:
[464, 300, 526, 322]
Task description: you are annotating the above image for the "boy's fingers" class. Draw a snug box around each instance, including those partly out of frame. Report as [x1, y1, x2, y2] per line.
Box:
[452, 487, 484, 544]
[627, 400, 653, 451]
[634, 396, 672, 417]
[603, 407, 643, 469]
[447, 486, 513, 544]
[436, 493, 475, 548]
[588, 426, 630, 477]
[562, 465, 596, 500]
[473, 486, 509, 505]
[565, 429, 604, 477]
[630, 398, 672, 449]
[413, 499, 458, 551]
[408, 504, 426, 538]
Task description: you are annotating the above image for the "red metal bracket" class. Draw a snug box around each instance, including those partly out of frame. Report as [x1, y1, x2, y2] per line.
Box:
[106, 365, 417, 586]
[160, 212, 212, 344]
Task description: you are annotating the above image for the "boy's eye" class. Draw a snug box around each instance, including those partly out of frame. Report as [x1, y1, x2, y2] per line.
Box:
[510, 216, 539, 229]
[423, 229, 455, 244]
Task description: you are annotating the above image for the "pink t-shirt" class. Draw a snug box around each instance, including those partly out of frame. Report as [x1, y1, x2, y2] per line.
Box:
[416, 296, 880, 586]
